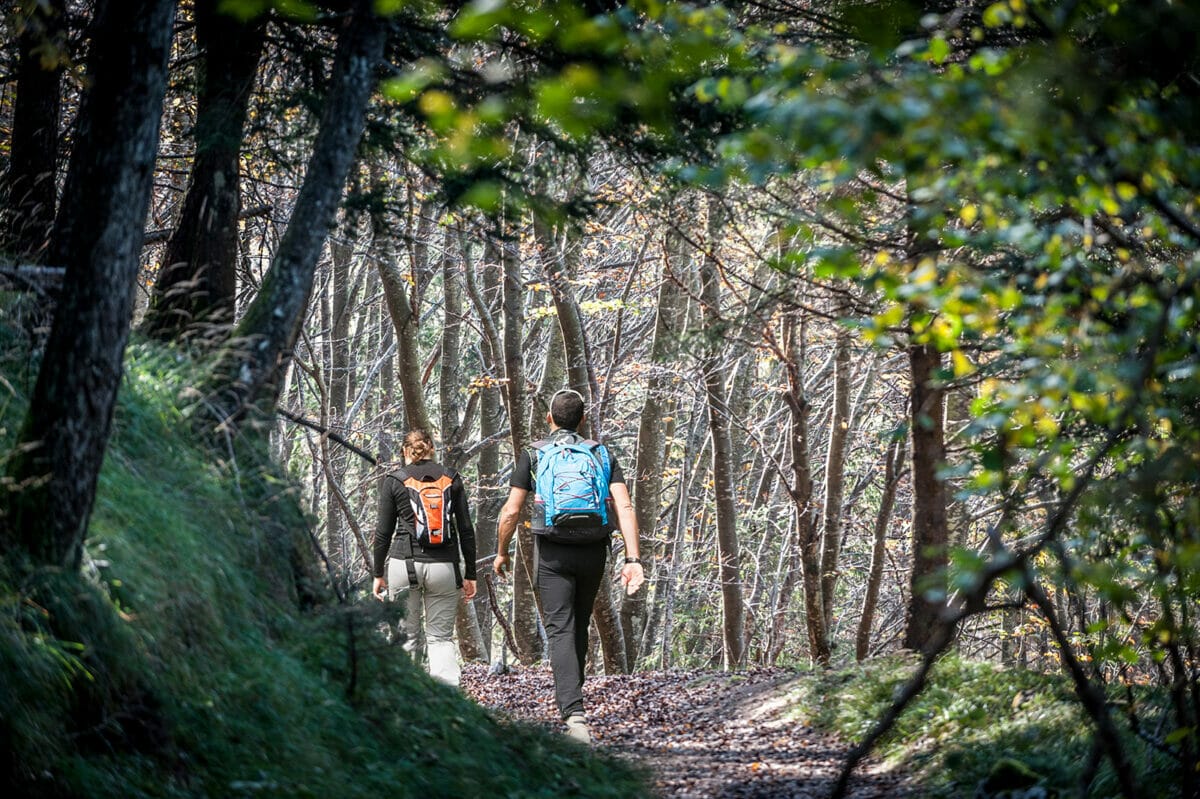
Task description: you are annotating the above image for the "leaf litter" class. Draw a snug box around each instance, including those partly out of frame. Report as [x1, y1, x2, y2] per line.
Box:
[463, 664, 910, 798]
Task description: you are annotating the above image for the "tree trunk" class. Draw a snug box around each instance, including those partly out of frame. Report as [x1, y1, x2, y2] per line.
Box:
[328, 212, 358, 421]
[700, 197, 745, 669]
[322, 211, 358, 580]
[377, 300, 397, 463]
[903, 341, 950, 652]
[591, 569, 627, 674]
[944, 379, 974, 549]
[464, 232, 503, 659]
[819, 316, 852, 633]
[534, 216, 597, 417]
[142, 0, 264, 338]
[438, 224, 486, 661]
[376, 194, 435, 435]
[778, 312, 825, 664]
[499, 226, 541, 664]
[1, 0, 178, 568]
[440, 224, 465, 460]
[656, 405, 709, 669]
[856, 435, 905, 660]
[200, 1, 384, 427]
[528, 321, 565, 442]
[624, 198, 693, 667]
[2, 0, 66, 260]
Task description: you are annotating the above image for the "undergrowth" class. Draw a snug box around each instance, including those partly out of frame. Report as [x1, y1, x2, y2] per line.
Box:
[0, 332, 646, 798]
[788, 652, 1177, 798]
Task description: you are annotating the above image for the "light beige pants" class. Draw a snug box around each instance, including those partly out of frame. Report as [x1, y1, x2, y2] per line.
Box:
[386, 558, 461, 686]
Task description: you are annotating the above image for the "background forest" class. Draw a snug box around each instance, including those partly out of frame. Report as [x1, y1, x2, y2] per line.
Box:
[1, 0, 1198, 797]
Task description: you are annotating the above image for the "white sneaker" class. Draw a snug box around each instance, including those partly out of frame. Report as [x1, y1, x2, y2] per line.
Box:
[564, 713, 591, 744]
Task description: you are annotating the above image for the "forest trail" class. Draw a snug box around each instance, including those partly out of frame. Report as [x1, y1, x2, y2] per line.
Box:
[463, 665, 909, 798]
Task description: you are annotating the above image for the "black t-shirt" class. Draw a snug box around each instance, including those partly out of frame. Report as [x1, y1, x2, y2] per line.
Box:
[509, 430, 626, 491]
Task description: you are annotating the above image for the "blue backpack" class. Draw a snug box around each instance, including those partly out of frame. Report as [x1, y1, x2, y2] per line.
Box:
[534, 437, 612, 530]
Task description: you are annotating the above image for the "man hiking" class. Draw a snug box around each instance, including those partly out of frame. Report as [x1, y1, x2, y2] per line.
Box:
[373, 429, 477, 687]
[494, 388, 644, 743]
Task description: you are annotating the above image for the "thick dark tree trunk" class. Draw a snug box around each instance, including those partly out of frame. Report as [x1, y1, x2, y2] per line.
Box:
[903, 341, 950, 652]
[142, 0, 264, 339]
[1, 0, 67, 260]
[201, 1, 385, 426]
[1, 0, 178, 568]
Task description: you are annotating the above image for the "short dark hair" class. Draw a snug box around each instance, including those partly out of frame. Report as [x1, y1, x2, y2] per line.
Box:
[550, 389, 585, 429]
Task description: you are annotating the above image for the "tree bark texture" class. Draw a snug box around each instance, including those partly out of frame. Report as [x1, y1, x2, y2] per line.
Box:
[499, 228, 541, 664]
[856, 435, 905, 660]
[439, 226, 486, 660]
[819, 318, 852, 632]
[376, 201, 435, 436]
[699, 197, 746, 669]
[2, 0, 66, 260]
[2, 0, 178, 569]
[322, 212, 358, 578]
[202, 1, 385, 426]
[534, 217, 597, 419]
[528, 320, 565, 442]
[624, 200, 692, 667]
[440, 225, 465, 461]
[464, 233, 503, 659]
[143, 0, 265, 338]
[780, 313, 826, 664]
[903, 341, 950, 653]
[944, 380, 974, 549]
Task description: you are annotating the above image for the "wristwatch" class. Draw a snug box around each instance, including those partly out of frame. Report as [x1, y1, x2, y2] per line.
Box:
[624, 557, 642, 564]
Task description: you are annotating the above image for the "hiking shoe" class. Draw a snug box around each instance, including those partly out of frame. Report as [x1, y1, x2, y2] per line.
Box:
[564, 713, 591, 744]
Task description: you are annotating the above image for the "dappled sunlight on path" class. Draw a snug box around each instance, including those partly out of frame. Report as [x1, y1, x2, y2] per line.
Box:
[464, 665, 908, 798]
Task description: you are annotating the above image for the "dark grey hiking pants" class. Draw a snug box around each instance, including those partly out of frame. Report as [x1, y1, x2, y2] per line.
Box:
[535, 537, 608, 719]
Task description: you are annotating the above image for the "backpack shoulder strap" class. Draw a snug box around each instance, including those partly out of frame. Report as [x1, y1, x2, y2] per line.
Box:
[529, 439, 552, 479]
[592, 441, 612, 480]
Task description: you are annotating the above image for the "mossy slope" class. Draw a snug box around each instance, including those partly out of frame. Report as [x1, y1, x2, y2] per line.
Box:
[0, 337, 645, 798]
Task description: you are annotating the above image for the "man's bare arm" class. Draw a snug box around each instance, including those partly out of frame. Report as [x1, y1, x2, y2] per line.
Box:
[494, 486, 527, 576]
[608, 482, 644, 593]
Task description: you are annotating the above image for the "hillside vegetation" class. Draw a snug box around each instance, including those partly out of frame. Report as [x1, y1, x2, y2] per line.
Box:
[0, 327, 644, 798]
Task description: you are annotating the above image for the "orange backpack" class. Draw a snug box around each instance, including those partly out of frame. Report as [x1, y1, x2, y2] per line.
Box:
[403, 471, 456, 548]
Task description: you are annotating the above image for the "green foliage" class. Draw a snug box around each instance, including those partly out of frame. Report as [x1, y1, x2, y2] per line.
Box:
[0, 335, 646, 797]
[788, 654, 1176, 797]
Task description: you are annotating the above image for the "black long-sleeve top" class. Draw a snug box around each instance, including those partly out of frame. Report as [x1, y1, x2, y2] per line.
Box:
[372, 460, 477, 580]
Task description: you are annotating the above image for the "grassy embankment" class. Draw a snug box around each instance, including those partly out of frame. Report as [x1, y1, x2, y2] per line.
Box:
[786, 648, 1177, 796]
[0, 329, 645, 798]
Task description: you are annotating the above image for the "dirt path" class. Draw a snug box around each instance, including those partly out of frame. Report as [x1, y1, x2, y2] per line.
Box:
[463, 665, 908, 798]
